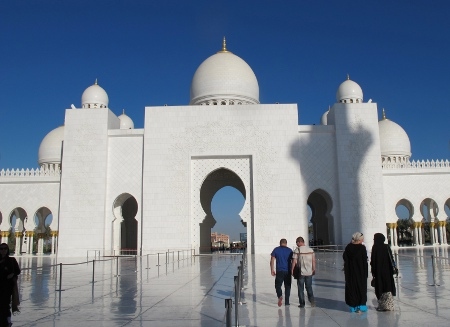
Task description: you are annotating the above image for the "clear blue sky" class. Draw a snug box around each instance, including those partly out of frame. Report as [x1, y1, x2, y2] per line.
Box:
[1, 1, 449, 241]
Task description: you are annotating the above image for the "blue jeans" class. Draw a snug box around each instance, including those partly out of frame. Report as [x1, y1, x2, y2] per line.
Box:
[275, 270, 291, 303]
[297, 275, 314, 306]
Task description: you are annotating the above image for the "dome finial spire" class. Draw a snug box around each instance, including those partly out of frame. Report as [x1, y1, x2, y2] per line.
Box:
[95, 78, 98, 85]
[217, 36, 230, 53]
[347, 74, 350, 80]
[382, 108, 386, 120]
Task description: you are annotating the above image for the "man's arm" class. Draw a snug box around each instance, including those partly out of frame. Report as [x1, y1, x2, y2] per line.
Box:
[270, 256, 276, 276]
[312, 252, 316, 274]
[291, 257, 297, 275]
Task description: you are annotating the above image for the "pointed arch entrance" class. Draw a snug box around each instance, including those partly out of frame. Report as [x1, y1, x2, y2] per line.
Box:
[199, 168, 246, 253]
[191, 156, 253, 254]
[307, 189, 334, 245]
[112, 193, 138, 255]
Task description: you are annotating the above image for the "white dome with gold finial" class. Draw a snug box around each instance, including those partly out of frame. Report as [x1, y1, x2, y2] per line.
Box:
[378, 109, 411, 163]
[81, 79, 109, 109]
[336, 75, 363, 104]
[118, 109, 134, 129]
[190, 38, 259, 106]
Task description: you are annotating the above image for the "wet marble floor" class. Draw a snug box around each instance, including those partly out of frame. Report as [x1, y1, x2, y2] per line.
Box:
[10, 246, 450, 326]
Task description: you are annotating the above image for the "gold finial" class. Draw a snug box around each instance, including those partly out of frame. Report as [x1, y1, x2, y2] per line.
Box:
[95, 78, 98, 85]
[217, 36, 231, 53]
[347, 74, 350, 80]
[382, 108, 386, 120]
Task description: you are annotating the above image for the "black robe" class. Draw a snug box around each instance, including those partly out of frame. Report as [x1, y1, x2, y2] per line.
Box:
[371, 236, 396, 299]
[343, 243, 368, 307]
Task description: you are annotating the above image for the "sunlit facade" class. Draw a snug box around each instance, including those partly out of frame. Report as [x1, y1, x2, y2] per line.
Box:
[1, 40, 449, 257]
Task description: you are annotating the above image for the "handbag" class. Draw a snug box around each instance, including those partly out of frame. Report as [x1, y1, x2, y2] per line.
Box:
[293, 264, 301, 279]
[387, 246, 399, 276]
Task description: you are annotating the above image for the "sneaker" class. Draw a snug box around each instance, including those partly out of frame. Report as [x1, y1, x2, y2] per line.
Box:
[278, 296, 283, 307]
[359, 305, 367, 312]
[298, 305, 305, 308]
[310, 301, 316, 307]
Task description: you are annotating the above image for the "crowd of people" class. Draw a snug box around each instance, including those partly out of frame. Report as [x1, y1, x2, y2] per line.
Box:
[270, 232, 397, 313]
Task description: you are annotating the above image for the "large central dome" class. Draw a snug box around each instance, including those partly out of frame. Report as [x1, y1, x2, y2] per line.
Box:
[190, 38, 259, 105]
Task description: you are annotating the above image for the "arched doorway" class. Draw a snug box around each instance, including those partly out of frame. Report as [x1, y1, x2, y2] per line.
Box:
[307, 190, 334, 245]
[31, 207, 53, 254]
[420, 198, 439, 245]
[199, 168, 246, 254]
[9, 207, 27, 254]
[113, 194, 138, 255]
[395, 199, 414, 246]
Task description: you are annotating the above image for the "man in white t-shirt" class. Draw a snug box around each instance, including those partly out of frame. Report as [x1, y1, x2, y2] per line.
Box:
[291, 236, 316, 308]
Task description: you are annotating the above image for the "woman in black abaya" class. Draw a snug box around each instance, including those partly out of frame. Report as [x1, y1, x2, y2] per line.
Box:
[370, 233, 396, 311]
[343, 232, 368, 313]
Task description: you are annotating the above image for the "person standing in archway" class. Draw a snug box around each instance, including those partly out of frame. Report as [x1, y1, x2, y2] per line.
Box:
[270, 238, 293, 307]
[291, 236, 316, 308]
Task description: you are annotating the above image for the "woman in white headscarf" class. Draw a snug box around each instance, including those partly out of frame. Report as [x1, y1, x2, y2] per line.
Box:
[343, 232, 368, 313]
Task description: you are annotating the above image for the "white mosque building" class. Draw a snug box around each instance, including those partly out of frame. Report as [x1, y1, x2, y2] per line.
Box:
[0, 39, 449, 257]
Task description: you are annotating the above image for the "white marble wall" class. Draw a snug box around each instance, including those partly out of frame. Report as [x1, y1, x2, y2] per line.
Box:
[297, 125, 342, 244]
[142, 104, 306, 254]
[105, 130, 144, 255]
[330, 102, 387, 249]
[58, 108, 119, 257]
[383, 169, 450, 222]
[0, 181, 60, 232]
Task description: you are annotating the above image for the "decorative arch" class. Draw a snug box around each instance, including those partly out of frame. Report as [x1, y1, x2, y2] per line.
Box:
[112, 193, 138, 255]
[199, 167, 246, 253]
[8, 207, 28, 254]
[420, 198, 440, 245]
[33, 207, 53, 254]
[395, 199, 414, 246]
[307, 189, 334, 245]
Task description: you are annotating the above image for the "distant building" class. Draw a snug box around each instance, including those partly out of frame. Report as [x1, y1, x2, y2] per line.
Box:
[211, 232, 230, 248]
[0, 38, 449, 257]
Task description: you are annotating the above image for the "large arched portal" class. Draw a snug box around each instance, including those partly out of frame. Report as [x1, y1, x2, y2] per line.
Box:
[307, 190, 334, 245]
[199, 168, 246, 254]
[113, 194, 138, 255]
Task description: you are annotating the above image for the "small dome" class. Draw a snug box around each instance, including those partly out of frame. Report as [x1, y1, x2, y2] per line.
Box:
[378, 110, 411, 158]
[190, 38, 259, 105]
[38, 125, 64, 166]
[336, 76, 363, 103]
[118, 110, 134, 129]
[81, 80, 109, 109]
[321, 107, 330, 125]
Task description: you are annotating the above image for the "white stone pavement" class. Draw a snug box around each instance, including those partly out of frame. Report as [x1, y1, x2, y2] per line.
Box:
[9, 247, 450, 326]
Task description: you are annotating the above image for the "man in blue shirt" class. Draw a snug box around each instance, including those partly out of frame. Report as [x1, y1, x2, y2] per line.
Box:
[270, 238, 293, 306]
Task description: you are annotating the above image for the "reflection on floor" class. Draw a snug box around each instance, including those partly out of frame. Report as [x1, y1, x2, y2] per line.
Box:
[11, 247, 450, 326]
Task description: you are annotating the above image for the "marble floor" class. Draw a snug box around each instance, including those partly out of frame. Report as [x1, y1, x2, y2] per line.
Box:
[9, 246, 450, 326]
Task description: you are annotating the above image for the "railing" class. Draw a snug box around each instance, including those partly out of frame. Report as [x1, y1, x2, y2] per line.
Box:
[16, 248, 196, 311]
[0, 167, 61, 177]
[382, 159, 450, 169]
[224, 249, 246, 327]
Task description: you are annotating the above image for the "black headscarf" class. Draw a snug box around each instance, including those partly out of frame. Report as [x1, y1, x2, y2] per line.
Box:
[370, 233, 396, 299]
[0, 243, 10, 257]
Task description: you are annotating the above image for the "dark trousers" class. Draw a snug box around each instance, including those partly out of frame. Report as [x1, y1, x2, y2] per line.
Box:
[275, 270, 291, 303]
